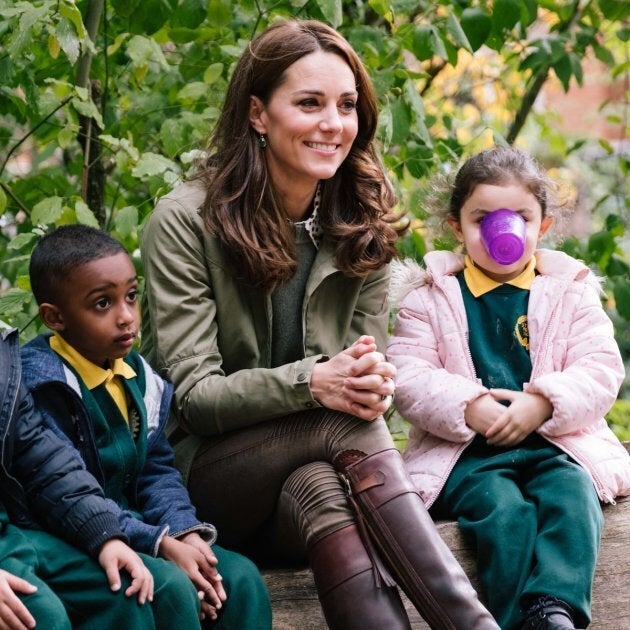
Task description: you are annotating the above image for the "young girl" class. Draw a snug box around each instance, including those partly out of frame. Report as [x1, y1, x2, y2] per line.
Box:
[387, 146, 630, 630]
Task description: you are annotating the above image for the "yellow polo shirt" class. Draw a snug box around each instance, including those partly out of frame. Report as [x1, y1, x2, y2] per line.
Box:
[463, 255, 536, 297]
[50, 333, 136, 423]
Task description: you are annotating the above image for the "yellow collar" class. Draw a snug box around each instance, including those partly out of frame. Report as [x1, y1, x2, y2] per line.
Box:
[50, 333, 136, 390]
[463, 255, 536, 297]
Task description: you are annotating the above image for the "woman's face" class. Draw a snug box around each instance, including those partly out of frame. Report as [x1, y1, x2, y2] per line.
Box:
[249, 50, 359, 203]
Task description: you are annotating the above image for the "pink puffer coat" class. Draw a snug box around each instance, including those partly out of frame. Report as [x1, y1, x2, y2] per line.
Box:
[387, 249, 630, 507]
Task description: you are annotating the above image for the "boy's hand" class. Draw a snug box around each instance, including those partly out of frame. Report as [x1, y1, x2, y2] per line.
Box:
[0, 569, 37, 630]
[98, 539, 154, 605]
[485, 389, 553, 446]
[159, 534, 226, 622]
[464, 393, 505, 436]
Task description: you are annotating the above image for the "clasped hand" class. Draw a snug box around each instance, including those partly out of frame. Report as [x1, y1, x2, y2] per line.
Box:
[159, 532, 225, 622]
[310, 335, 396, 421]
[464, 389, 553, 447]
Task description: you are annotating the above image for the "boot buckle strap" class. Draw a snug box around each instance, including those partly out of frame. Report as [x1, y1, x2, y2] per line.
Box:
[353, 471, 386, 494]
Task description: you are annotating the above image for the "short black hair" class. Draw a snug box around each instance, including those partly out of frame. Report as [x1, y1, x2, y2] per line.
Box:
[30, 225, 127, 305]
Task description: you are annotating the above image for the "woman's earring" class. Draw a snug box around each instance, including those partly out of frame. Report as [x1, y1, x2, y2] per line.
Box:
[259, 134, 267, 149]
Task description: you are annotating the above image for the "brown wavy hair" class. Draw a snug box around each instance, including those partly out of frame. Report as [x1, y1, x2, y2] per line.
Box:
[197, 19, 403, 291]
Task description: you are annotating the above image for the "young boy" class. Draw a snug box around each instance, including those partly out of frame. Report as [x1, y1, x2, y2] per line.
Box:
[0, 326, 187, 629]
[21, 225, 271, 629]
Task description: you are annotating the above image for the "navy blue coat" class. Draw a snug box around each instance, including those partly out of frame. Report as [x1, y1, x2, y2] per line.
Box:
[0, 328, 124, 556]
[21, 334, 216, 556]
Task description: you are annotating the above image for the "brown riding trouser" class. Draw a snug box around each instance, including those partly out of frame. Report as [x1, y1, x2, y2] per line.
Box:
[187, 408, 393, 562]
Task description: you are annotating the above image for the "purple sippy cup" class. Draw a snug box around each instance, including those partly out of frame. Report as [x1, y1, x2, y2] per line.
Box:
[479, 209, 526, 265]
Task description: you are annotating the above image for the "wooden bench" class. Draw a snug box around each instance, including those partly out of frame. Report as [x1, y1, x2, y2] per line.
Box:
[262, 495, 630, 629]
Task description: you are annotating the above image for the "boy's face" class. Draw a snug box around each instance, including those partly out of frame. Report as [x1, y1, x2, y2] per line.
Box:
[43, 252, 139, 367]
[448, 182, 552, 283]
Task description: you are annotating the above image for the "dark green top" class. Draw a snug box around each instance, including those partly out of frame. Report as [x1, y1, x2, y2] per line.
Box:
[457, 272, 532, 392]
[271, 223, 318, 367]
[69, 354, 148, 513]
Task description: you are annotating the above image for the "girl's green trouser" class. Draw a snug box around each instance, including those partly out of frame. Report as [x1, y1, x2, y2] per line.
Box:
[1, 523, 271, 629]
[431, 434, 603, 630]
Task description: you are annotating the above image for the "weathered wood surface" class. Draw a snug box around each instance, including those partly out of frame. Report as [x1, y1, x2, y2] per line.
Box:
[262, 495, 630, 630]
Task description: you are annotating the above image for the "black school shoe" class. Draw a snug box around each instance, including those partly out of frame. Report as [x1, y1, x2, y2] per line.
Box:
[521, 596, 583, 630]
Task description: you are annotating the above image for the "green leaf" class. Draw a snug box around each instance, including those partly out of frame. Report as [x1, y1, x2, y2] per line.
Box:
[606, 256, 629, 277]
[132, 152, 179, 178]
[126, 35, 169, 71]
[0, 289, 31, 318]
[177, 82, 208, 103]
[405, 142, 433, 178]
[569, 53, 583, 86]
[460, 8, 492, 52]
[75, 200, 100, 227]
[8, 232, 36, 251]
[378, 105, 393, 149]
[599, 0, 629, 21]
[587, 230, 615, 268]
[55, 18, 80, 65]
[598, 139, 614, 154]
[15, 275, 31, 292]
[111, 0, 142, 18]
[404, 81, 432, 146]
[412, 25, 434, 61]
[32, 197, 63, 225]
[613, 279, 630, 320]
[59, 0, 87, 40]
[129, 0, 178, 35]
[446, 11, 472, 53]
[612, 60, 630, 80]
[0, 186, 6, 214]
[206, 0, 231, 28]
[552, 53, 572, 91]
[492, 0, 521, 33]
[160, 118, 190, 157]
[114, 206, 139, 239]
[492, 130, 510, 147]
[315, 0, 343, 28]
[203, 63, 223, 85]
[390, 99, 411, 146]
[8, 3, 48, 58]
[58, 124, 75, 149]
[71, 97, 104, 128]
[170, 0, 207, 29]
[520, 0, 538, 26]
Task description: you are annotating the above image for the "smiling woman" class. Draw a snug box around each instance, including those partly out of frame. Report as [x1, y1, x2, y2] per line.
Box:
[140, 19, 497, 630]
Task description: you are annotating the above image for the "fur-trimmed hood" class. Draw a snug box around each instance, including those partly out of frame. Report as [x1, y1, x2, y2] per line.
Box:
[389, 248, 604, 310]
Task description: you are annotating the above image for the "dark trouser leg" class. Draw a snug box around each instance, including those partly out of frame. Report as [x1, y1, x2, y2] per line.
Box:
[335, 448, 498, 630]
[432, 435, 602, 630]
[187, 409, 393, 550]
[188, 410, 491, 627]
[519, 447, 602, 629]
[210, 545, 272, 630]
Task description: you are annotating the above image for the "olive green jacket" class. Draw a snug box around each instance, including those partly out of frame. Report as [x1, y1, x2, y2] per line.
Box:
[140, 180, 391, 477]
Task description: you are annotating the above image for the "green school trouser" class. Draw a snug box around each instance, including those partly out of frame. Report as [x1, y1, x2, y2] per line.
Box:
[211, 545, 272, 629]
[0, 524, 201, 629]
[431, 433, 603, 630]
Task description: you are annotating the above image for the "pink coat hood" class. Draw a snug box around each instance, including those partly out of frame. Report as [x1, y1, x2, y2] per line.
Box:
[387, 249, 629, 507]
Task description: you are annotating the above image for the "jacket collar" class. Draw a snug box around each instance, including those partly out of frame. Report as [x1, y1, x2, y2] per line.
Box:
[390, 248, 600, 309]
[20, 334, 72, 392]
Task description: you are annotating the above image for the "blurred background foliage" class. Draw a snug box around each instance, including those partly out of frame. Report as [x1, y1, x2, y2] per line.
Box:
[0, 0, 628, 438]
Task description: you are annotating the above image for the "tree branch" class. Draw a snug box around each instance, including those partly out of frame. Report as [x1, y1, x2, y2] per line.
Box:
[506, 0, 584, 144]
[0, 96, 73, 178]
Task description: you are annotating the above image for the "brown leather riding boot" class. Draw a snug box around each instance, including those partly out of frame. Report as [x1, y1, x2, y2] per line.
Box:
[309, 523, 412, 630]
[334, 448, 499, 630]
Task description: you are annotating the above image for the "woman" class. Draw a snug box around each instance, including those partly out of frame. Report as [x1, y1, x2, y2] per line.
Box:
[141, 19, 497, 630]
